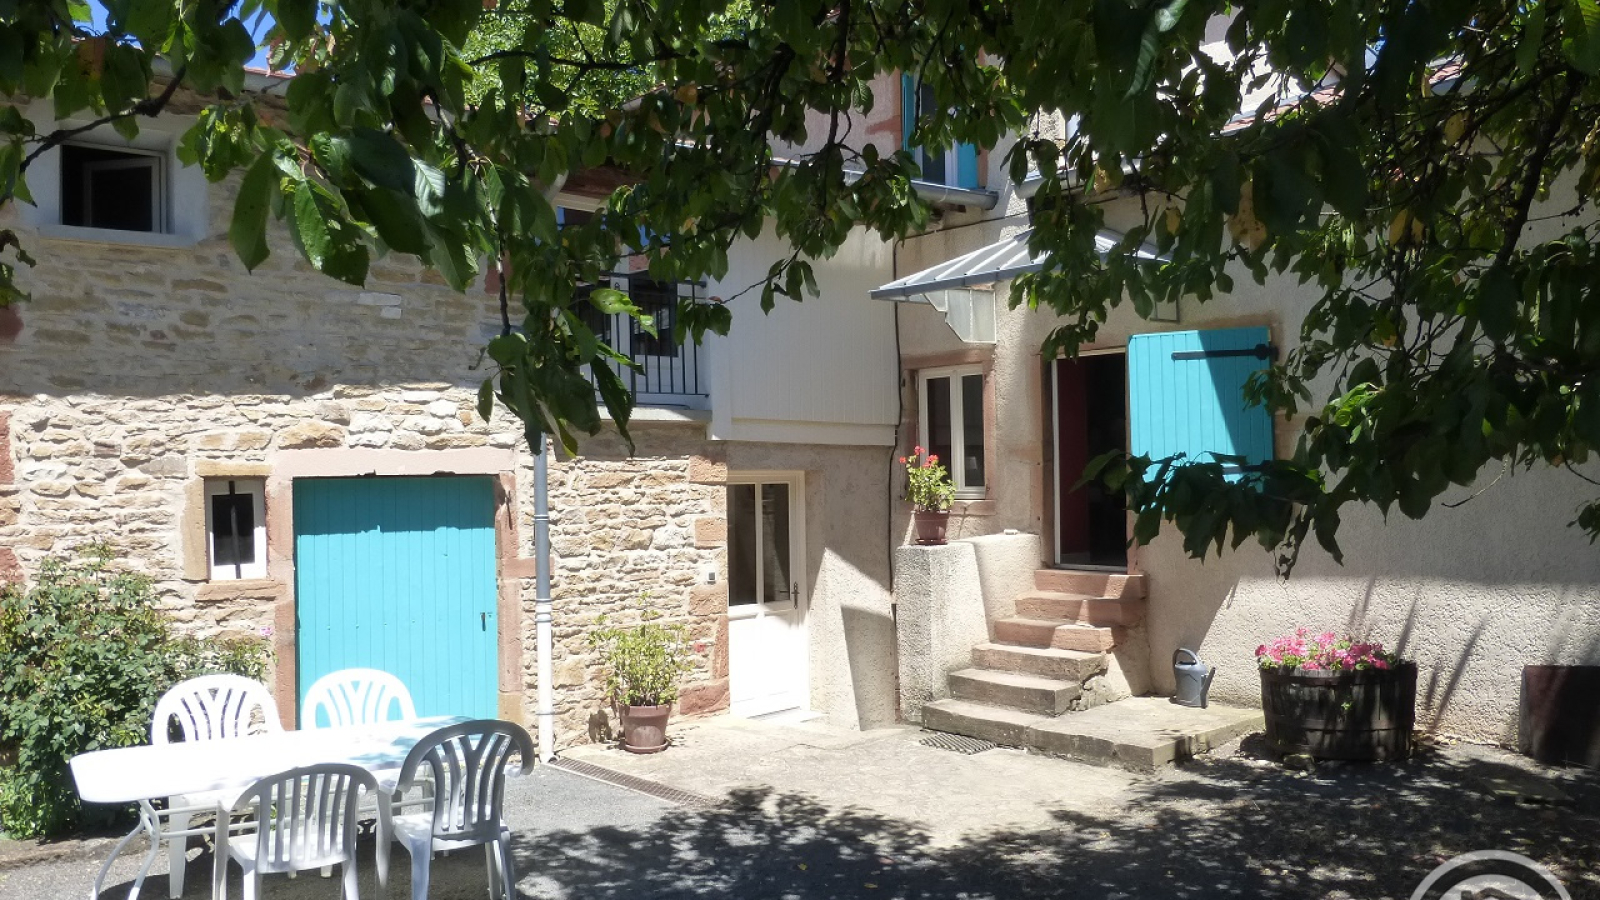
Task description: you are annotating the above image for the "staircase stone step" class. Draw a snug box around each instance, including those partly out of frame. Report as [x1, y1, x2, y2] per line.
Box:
[1050, 625, 1122, 652]
[1015, 591, 1145, 626]
[949, 668, 1081, 715]
[923, 699, 1048, 747]
[992, 617, 1063, 647]
[993, 618, 1121, 652]
[1025, 697, 1265, 772]
[971, 642, 1108, 682]
[1034, 569, 1147, 600]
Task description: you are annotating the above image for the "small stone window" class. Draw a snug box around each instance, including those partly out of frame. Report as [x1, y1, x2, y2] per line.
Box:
[205, 478, 266, 580]
[59, 143, 166, 233]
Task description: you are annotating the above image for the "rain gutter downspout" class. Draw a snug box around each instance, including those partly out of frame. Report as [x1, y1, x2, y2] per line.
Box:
[533, 434, 553, 762]
[534, 173, 568, 763]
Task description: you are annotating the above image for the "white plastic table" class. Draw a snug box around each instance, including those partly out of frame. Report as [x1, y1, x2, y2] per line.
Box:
[69, 715, 466, 900]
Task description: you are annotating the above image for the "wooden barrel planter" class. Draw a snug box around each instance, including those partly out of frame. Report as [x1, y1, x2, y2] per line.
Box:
[1260, 662, 1417, 761]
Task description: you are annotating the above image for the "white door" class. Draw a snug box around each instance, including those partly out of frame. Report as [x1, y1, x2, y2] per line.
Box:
[726, 477, 808, 718]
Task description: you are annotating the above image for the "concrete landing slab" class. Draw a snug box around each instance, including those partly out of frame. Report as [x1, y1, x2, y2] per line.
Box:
[1028, 697, 1265, 772]
[560, 716, 1143, 846]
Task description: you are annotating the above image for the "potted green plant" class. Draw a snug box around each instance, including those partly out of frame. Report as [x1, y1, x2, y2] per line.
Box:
[1256, 629, 1417, 761]
[901, 446, 955, 545]
[588, 615, 694, 754]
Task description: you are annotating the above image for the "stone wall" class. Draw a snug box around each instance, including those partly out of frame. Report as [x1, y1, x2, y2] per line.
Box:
[541, 424, 729, 744]
[0, 188, 744, 748]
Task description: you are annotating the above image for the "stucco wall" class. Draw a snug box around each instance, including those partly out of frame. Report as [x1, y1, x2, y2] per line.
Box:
[724, 441, 897, 730]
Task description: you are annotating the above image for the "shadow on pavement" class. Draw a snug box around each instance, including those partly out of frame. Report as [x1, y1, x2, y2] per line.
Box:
[511, 743, 1600, 900]
[79, 742, 1600, 900]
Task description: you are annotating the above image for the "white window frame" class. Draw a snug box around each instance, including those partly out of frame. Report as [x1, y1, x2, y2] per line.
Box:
[14, 102, 208, 248]
[918, 365, 986, 500]
[204, 478, 267, 581]
[67, 146, 168, 233]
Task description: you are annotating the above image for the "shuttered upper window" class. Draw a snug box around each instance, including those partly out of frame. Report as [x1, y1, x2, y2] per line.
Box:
[900, 75, 980, 189]
[1127, 327, 1275, 479]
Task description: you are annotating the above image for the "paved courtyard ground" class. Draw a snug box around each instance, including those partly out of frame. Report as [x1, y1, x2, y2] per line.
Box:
[3, 716, 1596, 899]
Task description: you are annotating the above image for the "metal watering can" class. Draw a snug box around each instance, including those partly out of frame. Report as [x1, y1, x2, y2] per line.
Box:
[1172, 648, 1216, 709]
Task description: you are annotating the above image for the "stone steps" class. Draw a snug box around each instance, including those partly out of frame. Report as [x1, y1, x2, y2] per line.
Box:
[1033, 569, 1147, 600]
[1014, 590, 1144, 626]
[922, 698, 1043, 746]
[948, 668, 1081, 715]
[920, 565, 1255, 772]
[970, 642, 1107, 682]
[993, 617, 1122, 652]
[923, 696, 1265, 772]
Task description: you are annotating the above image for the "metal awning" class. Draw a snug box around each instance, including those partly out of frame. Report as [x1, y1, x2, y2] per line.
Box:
[870, 228, 1164, 302]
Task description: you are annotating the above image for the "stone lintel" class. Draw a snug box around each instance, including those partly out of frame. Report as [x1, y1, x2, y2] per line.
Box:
[195, 461, 274, 478]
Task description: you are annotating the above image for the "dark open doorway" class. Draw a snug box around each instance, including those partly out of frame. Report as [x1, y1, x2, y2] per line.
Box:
[1054, 354, 1128, 567]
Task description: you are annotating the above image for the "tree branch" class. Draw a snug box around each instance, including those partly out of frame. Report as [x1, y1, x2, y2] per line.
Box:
[21, 66, 189, 172]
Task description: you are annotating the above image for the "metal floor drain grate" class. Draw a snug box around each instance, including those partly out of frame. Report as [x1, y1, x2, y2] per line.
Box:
[549, 757, 719, 809]
[919, 732, 999, 755]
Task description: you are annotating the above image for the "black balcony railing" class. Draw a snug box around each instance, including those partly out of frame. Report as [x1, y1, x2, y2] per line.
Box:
[580, 274, 706, 405]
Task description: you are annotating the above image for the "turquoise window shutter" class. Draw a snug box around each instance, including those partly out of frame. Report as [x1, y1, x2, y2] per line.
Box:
[1127, 327, 1275, 480]
[955, 142, 979, 188]
[901, 73, 917, 151]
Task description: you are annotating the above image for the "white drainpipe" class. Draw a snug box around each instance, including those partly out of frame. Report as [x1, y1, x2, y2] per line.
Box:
[533, 435, 554, 762]
[533, 174, 567, 763]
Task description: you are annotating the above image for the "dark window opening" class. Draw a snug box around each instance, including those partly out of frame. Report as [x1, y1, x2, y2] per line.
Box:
[61, 144, 162, 232]
[210, 482, 256, 578]
[629, 279, 679, 358]
[917, 83, 948, 183]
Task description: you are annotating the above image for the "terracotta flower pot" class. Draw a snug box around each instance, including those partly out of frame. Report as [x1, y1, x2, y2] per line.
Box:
[912, 509, 950, 545]
[619, 703, 673, 754]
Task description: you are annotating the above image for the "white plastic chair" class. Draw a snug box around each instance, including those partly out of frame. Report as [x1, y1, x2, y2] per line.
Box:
[213, 763, 381, 900]
[302, 669, 418, 729]
[383, 720, 534, 900]
[151, 674, 282, 899]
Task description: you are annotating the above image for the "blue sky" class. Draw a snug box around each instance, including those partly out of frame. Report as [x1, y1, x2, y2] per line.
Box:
[87, 0, 277, 69]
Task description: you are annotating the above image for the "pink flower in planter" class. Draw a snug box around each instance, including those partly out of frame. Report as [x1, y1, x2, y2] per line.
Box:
[1256, 629, 1404, 672]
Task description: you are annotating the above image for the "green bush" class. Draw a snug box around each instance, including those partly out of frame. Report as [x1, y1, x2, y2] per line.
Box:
[588, 611, 694, 708]
[0, 545, 272, 838]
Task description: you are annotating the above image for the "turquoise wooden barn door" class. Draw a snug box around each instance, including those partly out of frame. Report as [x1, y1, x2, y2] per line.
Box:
[294, 475, 499, 723]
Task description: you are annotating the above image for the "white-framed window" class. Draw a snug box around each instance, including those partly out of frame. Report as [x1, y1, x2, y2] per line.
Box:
[918, 365, 986, 499]
[204, 478, 267, 580]
[14, 104, 208, 247]
[59, 143, 167, 233]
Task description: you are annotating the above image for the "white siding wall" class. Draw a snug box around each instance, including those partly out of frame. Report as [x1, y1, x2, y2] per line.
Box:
[706, 228, 899, 446]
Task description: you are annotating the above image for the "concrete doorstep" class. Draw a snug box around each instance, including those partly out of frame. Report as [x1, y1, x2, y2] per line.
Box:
[924, 696, 1265, 772]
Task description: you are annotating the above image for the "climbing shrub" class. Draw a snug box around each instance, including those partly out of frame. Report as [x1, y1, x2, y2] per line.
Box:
[0, 545, 272, 838]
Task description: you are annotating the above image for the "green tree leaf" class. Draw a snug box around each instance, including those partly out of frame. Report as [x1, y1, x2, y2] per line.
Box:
[229, 153, 277, 272]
